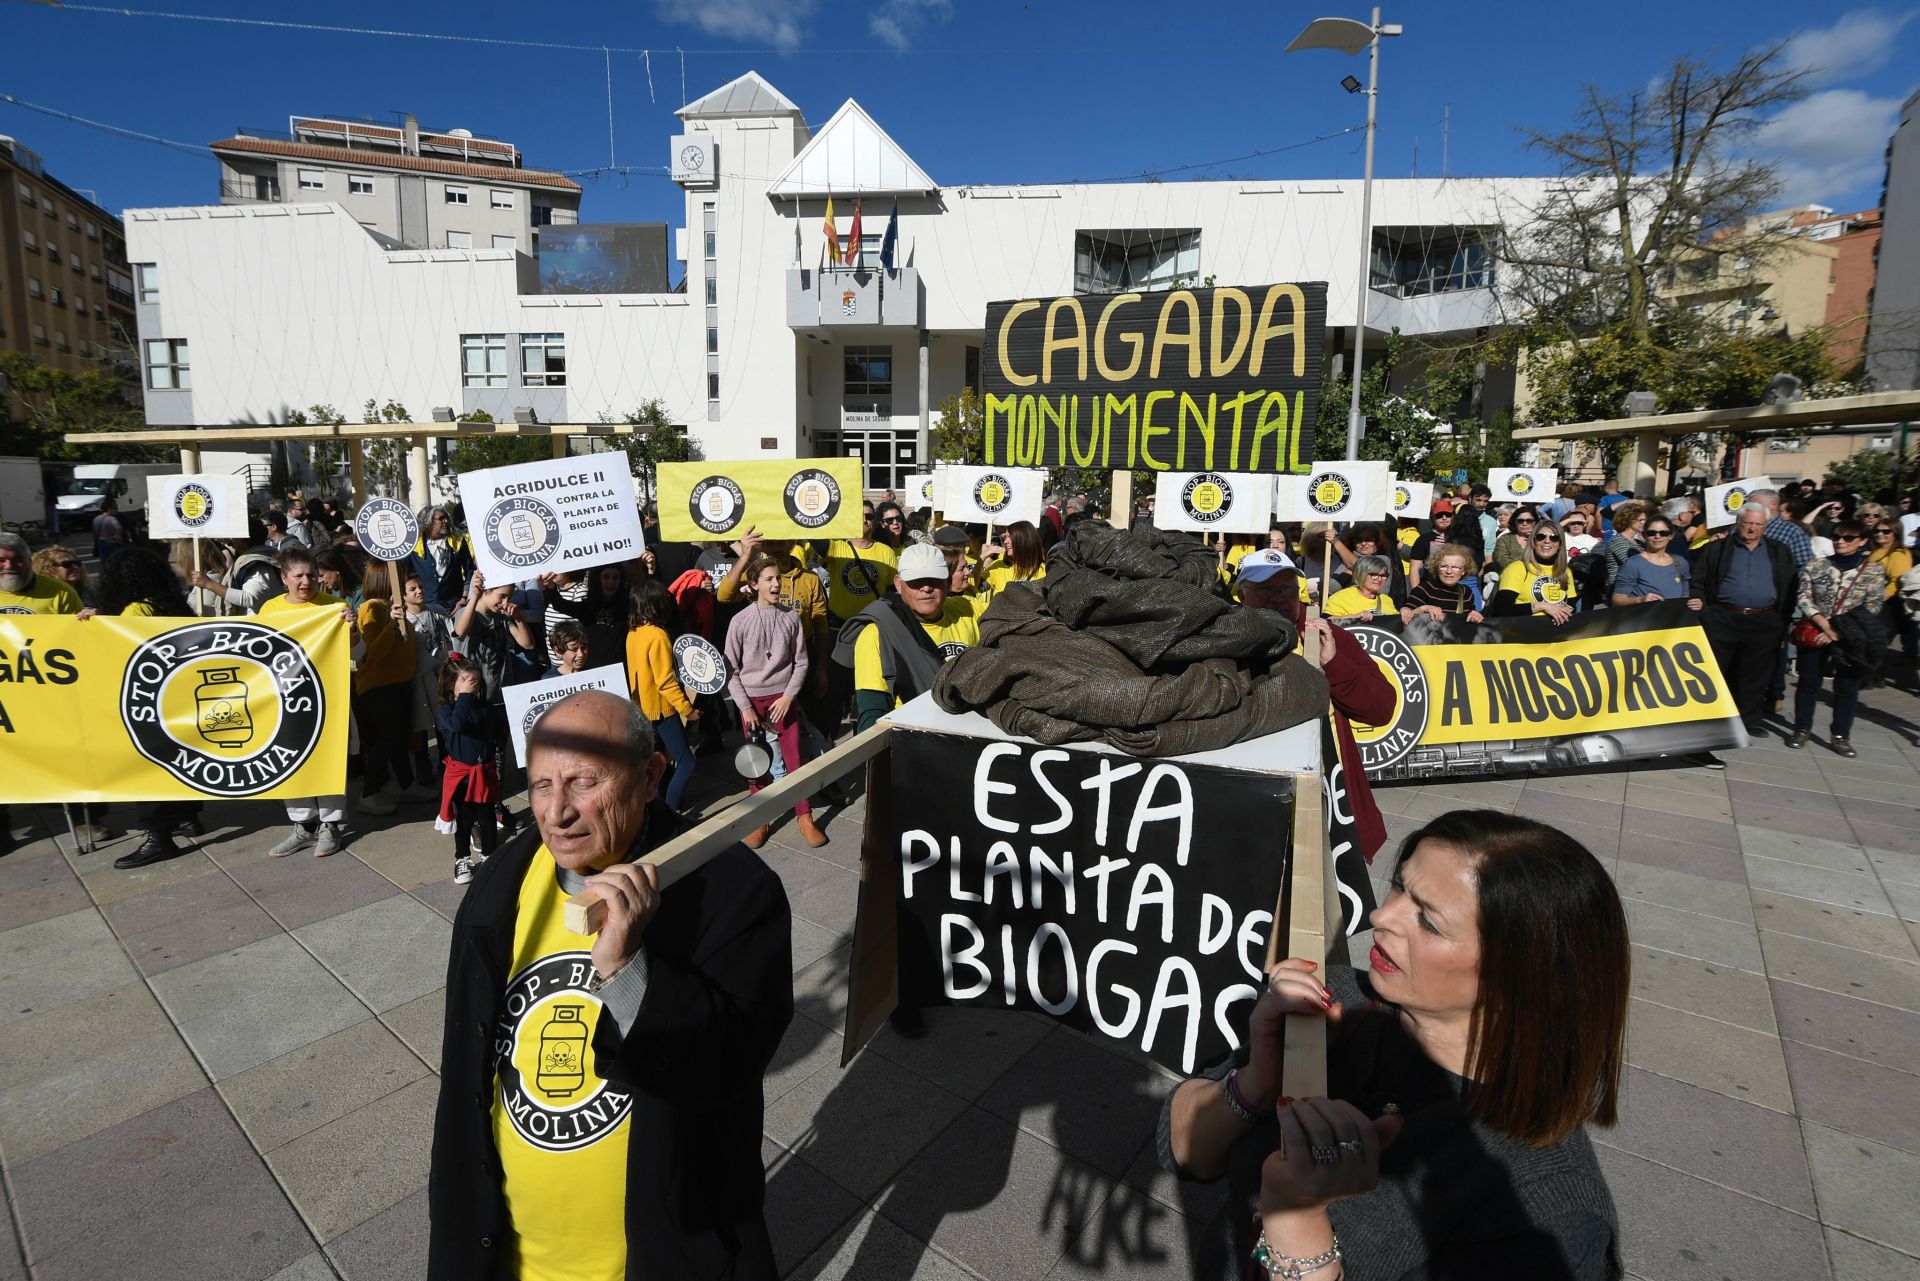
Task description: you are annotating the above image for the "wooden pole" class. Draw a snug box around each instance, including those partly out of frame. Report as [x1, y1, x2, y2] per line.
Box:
[1266, 602, 1330, 1101]
[1111, 470, 1133, 530]
[191, 538, 204, 618]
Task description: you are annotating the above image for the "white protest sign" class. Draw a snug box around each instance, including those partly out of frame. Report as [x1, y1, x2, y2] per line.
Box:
[1153, 471, 1277, 534]
[353, 497, 420, 562]
[501, 664, 627, 766]
[902, 473, 939, 511]
[1488, 467, 1559, 505]
[1273, 461, 1391, 523]
[148, 473, 250, 539]
[1705, 476, 1774, 529]
[456, 454, 646, 586]
[1390, 478, 1435, 521]
[672, 634, 728, 696]
[940, 464, 1045, 526]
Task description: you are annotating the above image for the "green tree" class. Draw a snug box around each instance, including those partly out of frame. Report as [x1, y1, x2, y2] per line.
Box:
[588, 400, 700, 507]
[1316, 332, 1478, 475]
[283, 403, 346, 495]
[443, 408, 550, 477]
[0, 352, 157, 461]
[360, 399, 413, 496]
[1823, 446, 1913, 498]
[931, 387, 984, 464]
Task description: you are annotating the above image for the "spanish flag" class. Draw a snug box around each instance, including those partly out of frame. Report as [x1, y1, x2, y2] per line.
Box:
[823, 196, 841, 266]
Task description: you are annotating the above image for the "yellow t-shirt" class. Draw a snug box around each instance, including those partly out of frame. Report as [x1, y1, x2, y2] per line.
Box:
[1497, 560, 1575, 606]
[853, 599, 981, 698]
[0, 574, 80, 615]
[491, 853, 631, 1281]
[981, 560, 1047, 601]
[259, 589, 343, 615]
[120, 601, 159, 617]
[822, 540, 899, 621]
[1324, 586, 1395, 618]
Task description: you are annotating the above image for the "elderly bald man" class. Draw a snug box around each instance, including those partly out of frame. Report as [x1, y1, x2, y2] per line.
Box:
[429, 690, 792, 1281]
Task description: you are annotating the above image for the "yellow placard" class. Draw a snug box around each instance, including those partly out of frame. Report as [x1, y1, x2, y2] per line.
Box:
[0, 611, 351, 803]
[657, 459, 865, 542]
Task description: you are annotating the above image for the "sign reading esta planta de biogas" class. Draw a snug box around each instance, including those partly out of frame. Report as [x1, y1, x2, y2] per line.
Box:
[981, 283, 1327, 474]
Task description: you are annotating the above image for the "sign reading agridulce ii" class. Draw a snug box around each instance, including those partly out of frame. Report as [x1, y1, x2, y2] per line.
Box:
[981, 283, 1327, 474]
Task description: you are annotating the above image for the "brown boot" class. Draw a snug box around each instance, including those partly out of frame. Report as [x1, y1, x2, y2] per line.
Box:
[743, 824, 771, 849]
[795, 812, 829, 847]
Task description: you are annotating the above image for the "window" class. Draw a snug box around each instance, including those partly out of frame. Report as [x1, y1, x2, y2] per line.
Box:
[145, 338, 190, 389]
[298, 169, 325, 190]
[706, 326, 718, 355]
[348, 174, 374, 195]
[521, 333, 566, 386]
[1073, 230, 1201, 294]
[16, 182, 31, 204]
[74, 295, 86, 313]
[965, 345, 981, 392]
[135, 263, 158, 304]
[491, 234, 516, 250]
[445, 185, 470, 205]
[54, 330, 68, 352]
[89, 264, 100, 281]
[46, 241, 59, 261]
[32, 324, 46, 346]
[65, 213, 78, 230]
[22, 230, 34, 251]
[704, 277, 717, 305]
[41, 198, 54, 217]
[490, 189, 513, 210]
[70, 253, 81, 272]
[85, 220, 97, 240]
[844, 345, 894, 401]
[704, 231, 716, 259]
[78, 339, 90, 357]
[707, 372, 720, 402]
[461, 333, 507, 387]
[447, 231, 473, 249]
[50, 287, 62, 307]
[531, 204, 554, 227]
[27, 276, 40, 298]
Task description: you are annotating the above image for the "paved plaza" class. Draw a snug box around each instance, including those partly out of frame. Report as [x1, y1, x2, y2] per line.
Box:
[2, 690, 1919, 1281]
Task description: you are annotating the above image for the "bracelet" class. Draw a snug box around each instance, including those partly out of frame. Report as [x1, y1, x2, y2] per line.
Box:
[1252, 1223, 1342, 1279]
[1221, 1069, 1259, 1123]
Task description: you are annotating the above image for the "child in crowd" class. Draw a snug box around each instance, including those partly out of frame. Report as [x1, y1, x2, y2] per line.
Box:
[434, 655, 501, 885]
[404, 570, 455, 784]
[626, 579, 700, 813]
[549, 619, 590, 674]
[724, 553, 825, 848]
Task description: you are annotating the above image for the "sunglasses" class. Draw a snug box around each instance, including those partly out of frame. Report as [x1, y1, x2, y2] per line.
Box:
[51, 560, 82, 570]
[1515, 517, 1536, 525]
[1836, 534, 1866, 543]
[1644, 529, 1673, 538]
[1533, 534, 1561, 543]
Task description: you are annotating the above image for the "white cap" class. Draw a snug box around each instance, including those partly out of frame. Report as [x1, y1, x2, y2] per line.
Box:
[1236, 549, 1299, 583]
[897, 543, 950, 583]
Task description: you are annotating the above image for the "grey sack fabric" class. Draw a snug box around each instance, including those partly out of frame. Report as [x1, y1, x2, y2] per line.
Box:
[932, 522, 1329, 756]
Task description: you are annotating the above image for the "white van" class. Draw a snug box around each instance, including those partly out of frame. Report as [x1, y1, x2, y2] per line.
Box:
[57, 463, 174, 532]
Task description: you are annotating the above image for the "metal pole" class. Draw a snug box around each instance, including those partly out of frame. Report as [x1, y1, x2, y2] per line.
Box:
[1346, 7, 1382, 462]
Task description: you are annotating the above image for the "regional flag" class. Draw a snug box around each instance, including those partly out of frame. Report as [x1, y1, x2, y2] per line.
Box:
[845, 199, 864, 269]
[880, 201, 899, 271]
[823, 196, 841, 266]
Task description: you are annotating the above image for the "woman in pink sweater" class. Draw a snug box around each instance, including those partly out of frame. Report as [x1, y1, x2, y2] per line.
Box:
[725, 554, 827, 848]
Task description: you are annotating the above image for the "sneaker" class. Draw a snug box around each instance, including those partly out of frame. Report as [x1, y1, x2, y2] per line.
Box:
[471, 849, 489, 866]
[269, 824, 318, 857]
[359, 791, 398, 817]
[1830, 737, 1858, 759]
[315, 823, 344, 857]
[114, 833, 182, 870]
[1689, 752, 1726, 770]
[453, 858, 474, 885]
[397, 783, 439, 804]
[495, 805, 515, 830]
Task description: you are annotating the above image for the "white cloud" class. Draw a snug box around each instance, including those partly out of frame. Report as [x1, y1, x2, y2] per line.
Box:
[654, 0, 817, 49]
[869, 0, 952, 50]
[1756, 87, 1903, 205]
[1782, 9, 1918, 87]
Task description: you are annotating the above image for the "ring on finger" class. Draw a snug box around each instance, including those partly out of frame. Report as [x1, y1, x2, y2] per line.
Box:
[1338, 1138, 1364, 1154]
[1310, 1144, 1339, 1166]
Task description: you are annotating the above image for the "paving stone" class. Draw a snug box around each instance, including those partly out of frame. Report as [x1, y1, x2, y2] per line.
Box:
[0, 907, 140, 1027]
[977, 1027, 1170, 1179]
[1624, 997, 1793, 1112]
[792, 941, 854, 1029]
[351, 836, 458, 892]
[1545, 820, 1622, 860]
[1594, 1142, 1830, 1281]
[114, 891, 284, 979]
[323, 1187, 429, 1281]
[1886, 880, 1920, 925]
[1730, 778, 1844, 812]
[1725, 758, 1837, 792]
[1752, 892, 1919, 959]
[1121, 1134, 1231, 1230]
[0, 1195, 20, 1281]
[1805, 1121, 1920, 1257]
[762, 1049, 969, 1202]
[1818, 756, 1920, 787]
[1834, 794, 1920, 829]
[789, 1208, 980, 1281]
[868, 1002, 1053, 1103]
[1623, 899, 1765, 971]
[1734, 800, 1856, 840]
[1760, 931, 1920, 1014]
[1866, 848, 1920, 889]
[1848, 819, 1920, 858]
[0, 851, 89, 933]
[10, 1087, 313, 1281]
[1630, 945, 1777, 1032]
[1745, 856, 1895, 916]
[1825, 1228, 1920, 1281]
[759, 843, 845, 904]
[1603, 1066, 1816, 1213]
[1526, 772, 1628, 803]
[762, 1137, 867, 1276]
[0, 1011, 206, 1164]
[228, 851, 404, 931]
[149, 933, 371, 1081]
[219, 1017, 430, 1153]
[1783, 1039, 1920, 1156]
[1740, 827, 1876, 873]
[1614, 861, 1755, 926]
[1772, 978, 1920, 1072]
[75, 846, 220, 907]
[265, 1251, 342, 1280]
[265, 1075, 437, 1243]
[1616, 831, 1748, 884]
[1046, 1173, 1232, 1279]
[0, 982, 172, 1091]
[792, 916, 849, 974]
[378, 985, 446, 1072]
[1620, 804, 1742, 849]
[787, 868, 861, 936]
[293, 894, 450, 1014]
[410, 875, 468, 922]
[766, 1010, 846, 1106]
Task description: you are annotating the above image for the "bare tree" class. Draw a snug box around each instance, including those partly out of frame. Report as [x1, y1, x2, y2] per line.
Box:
[1498, 45, 1808, 343]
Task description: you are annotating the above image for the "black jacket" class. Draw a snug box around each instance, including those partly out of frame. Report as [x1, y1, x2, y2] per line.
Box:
[1690, 536, 1798, 614]
[428, 805, 794, 1280]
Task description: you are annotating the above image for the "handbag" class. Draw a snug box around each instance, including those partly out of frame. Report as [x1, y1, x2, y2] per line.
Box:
[1789, 619, 1829, 649]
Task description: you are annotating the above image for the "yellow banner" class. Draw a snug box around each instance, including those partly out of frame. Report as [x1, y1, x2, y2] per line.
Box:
[0, 611, 351, 803]
[657, 458, 865, 542]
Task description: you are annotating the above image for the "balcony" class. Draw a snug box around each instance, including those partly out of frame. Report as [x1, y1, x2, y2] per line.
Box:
[787, 265, 920, 330]
[220, 178, 283, 204]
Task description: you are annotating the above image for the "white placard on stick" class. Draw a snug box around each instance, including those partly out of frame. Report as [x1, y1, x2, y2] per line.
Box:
[1704, 475, 1774, 529]
[148, 473, 251, 539]
[939, 464, 1045, 526]
[1273, 461, 1392, 523]
[1153, 471, 1278, 534]
[1488, 467, 1559, 504]
[1390, 478, 1435, 521]
[501, 663, 628, 766]
[902, 473, 939, 511]
[456, 454, 646, 586]
[353, 497, 420, 562]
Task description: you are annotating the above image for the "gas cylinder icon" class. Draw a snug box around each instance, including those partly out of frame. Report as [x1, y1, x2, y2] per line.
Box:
[505, 511, 538, 552]
[536, 1004, 589, 1098]
[194, 667, 254, 748]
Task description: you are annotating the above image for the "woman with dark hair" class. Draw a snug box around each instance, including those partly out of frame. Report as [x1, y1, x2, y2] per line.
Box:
[980, 520, 1047, 600]
[873, 502, 907, 549]
[541, 563, 631, 670]
[314, 547, 364, 609]
[1162, 810, 1629, 1280]
[625, 577, 699, 813]
[1788, 520, 1887, 757]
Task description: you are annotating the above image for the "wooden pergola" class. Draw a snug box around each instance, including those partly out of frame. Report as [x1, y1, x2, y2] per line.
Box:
[61, 420, 664, 507]
[1510, 390, 1920, 492]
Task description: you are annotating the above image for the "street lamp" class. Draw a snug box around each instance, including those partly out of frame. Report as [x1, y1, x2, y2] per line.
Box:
[1287, 9, 1403, 461]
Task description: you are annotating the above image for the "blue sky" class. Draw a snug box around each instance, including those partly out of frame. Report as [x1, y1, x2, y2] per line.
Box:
[0, 1, 1911, 227]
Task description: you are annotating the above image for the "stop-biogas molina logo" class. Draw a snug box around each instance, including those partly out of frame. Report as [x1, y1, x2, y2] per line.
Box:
[1343, 626, 1429, 771]
[1180, 473, 1233, 524]
[173, 482, 215, 530]
[484, 496, 563, 571]
[1508, 472, 1536, 498]
[783, 468, 843, 530]
[1309, 472, 1353, 516]
[120, 621, 325, 796]
[495, 952, 631, 1152]
[973, 472, 1013, 515]
[689, 475, 746, 535]
[1723, 486, 1750, 514]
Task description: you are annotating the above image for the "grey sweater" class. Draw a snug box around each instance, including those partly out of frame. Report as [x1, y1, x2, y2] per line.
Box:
[1156, 966, 1621, 1280]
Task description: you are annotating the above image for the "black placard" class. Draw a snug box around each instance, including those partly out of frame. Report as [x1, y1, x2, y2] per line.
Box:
[981, 283, 1327, 474]
[891, 728, 1293, 1074]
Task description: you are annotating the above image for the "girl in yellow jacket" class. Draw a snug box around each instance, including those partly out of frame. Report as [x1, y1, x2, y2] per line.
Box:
[625, 577, 699, 812]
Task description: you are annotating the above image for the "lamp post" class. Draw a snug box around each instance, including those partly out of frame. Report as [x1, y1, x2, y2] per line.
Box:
[1287, 8, 1402, 461]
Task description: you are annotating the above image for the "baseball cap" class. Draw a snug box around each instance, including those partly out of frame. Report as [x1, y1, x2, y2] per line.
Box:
[931, 525, 971, 548]
[1236, 549, 1300, 583]
[1431, 499, 1456, 515]
[897, 543, 950, 583]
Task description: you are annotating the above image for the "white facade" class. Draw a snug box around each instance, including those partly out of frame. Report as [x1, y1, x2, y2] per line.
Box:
[130, 72, 1564, 492]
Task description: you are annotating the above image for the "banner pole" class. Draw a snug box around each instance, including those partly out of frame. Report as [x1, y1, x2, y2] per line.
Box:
[1111, 470, 1133, 530]
[191, 538, 204, 618]
[1321, 523, 1335, 605]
